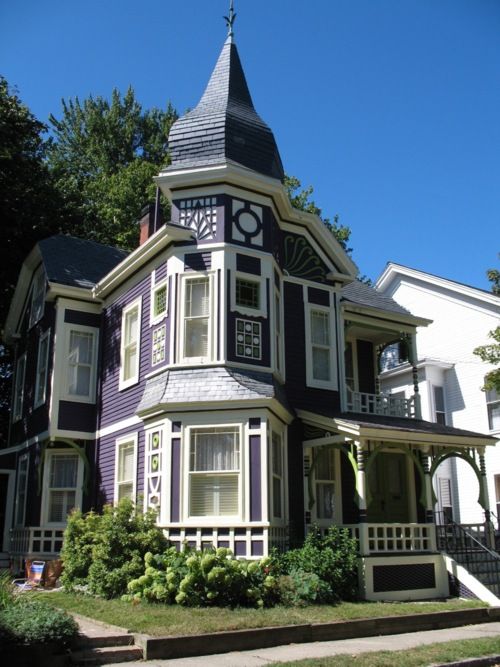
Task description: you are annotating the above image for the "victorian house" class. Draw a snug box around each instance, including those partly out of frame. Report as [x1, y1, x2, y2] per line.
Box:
[1, 19, 497, 602]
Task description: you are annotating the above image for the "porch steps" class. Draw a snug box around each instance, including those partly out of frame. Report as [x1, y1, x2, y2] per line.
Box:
[444, 550, 500, 603]
[69, 614, 142, 665]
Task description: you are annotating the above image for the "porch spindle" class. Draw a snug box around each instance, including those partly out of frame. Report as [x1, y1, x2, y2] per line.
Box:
[478, 449, 495, 549]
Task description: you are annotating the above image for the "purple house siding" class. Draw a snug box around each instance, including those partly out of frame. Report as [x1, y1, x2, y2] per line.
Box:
[286, 419, 305, 545]
[284, 281, 340, 416]
[170, 437, 181, 522]
[96, 426, 144, 508]
[249, 435, 261, 521]
[154, 261, 168, 283]
[99, 274, 156, 429]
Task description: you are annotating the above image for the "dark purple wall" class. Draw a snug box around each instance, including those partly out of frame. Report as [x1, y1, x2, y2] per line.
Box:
[58, 402, 96, 432]
[249, 435, 261, 521]
[96, 426, 144, 509]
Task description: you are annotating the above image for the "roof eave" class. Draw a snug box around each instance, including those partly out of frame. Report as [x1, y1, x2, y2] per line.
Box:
[341, 301, 432, 328]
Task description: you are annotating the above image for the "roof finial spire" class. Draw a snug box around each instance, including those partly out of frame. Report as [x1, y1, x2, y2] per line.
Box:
[223, 0, 236, 39]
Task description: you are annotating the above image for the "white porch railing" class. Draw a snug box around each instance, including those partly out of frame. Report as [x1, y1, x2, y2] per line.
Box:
[347, 391, 416, 418]
[10, 527, 65, 556]
[362, 523, 436, 553]
[162, 524, 272, 558]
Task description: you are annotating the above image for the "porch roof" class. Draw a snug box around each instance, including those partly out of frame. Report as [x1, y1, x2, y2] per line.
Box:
[298, 409, 497, 448]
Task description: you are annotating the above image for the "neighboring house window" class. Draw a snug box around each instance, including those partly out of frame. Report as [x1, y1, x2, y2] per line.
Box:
[306, 306, 336, 388]
[486, 387, 500, 431]
[189, 427, 239, 516]
[433, 386, 446, 425]
[29, 268, 45, 328]
[115, 436, 137, 502]
[34, 330, 50, 408]
[151, 280, 168, 323]
[272, 432, 283, 519]
[44, 452, 81, 524]
[120, 298, 141, 389]
[181, 276, 211, 362]
[14, 454, 29, 526]
[314, 448, 335, 519]
[13, 353, 26, 422]
[66, 328, 97, 401]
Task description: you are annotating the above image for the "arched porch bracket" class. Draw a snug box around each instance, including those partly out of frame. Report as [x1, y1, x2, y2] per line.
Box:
[37, 439, 91, 496]
[430, 450, 486, 509]
[364, 444, 427, 509]
[307, 443, 357, 511]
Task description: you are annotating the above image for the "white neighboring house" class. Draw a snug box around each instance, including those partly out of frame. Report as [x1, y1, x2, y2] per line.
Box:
[376, 263, 500, 526]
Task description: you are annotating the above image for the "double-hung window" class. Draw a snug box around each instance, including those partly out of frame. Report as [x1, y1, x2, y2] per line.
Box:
[189, 427, 239, 517]
[181, 276, 211, 362]
[13, 353, 26, 422]
[34, 330, 50, 408]
[66, 328, 97, 401]
[433, 386, 446, 425]
[120, 299, 141, 389]
[29, 268, 45, 328]
[44, 452, 81, 524]
[314, 448, 335, 520]
[306, 305, 336, 388]
[486, 387, 500, 431]
[272, 432, 283, 519]
[115, 437, 137, 502]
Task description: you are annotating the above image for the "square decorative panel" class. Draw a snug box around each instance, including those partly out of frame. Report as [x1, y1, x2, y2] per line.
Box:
[178, 198, 217, 239]
[152, 325, 166, 365]
[236, 319, 261, 360]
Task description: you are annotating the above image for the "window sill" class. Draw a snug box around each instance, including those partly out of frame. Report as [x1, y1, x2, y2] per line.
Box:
[119, 377, 140, 392]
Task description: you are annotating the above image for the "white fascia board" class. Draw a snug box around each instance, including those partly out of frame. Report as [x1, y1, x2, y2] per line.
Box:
[93, 224, 194, 299]
[156, 160, 358, 282]
[342, 302, 432, 329]
[46, 283, 97, 304]
[3, 246, 43, 343]
[376, 263, 500, 309]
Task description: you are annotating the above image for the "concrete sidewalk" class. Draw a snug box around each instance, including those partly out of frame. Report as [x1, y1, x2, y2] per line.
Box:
[110, 621, 500, 666]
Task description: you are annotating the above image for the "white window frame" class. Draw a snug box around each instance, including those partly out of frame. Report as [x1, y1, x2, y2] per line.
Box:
[231, 272, 266, 318]
[114, 434, 138, 503]
[14, 454, 29, 527]
[150, 279, 168, 325]
[432, 385, 447, 425]
[179, 273, 214, 365]
[34, 329, 51, 408]
[184, 424, 242, 521]
[63, 325, 98, 403]
[13, 353, 27, 422]
[119, 297, 142, 390]
[305, 303, 337, 390]
[41, 449, 83, 526]
[29, 267, 45, 328]
[312, 447, 341, 524]
[486, 386, 500, 432]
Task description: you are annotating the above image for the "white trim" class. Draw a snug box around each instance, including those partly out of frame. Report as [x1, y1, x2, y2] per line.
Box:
[178, 272, 215, 365]
[114, 433, 138, 503]
[34, 329, 51, 409]
[304, 294, 338, 390]
[62, 324, 99, 403]
[119, 296, 142, 390]
[97, 416, 142, 439]
[41, 448, 84, 527]
[150, 278, 169, 325]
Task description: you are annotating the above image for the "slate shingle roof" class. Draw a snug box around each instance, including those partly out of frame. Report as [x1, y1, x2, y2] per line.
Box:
[137, 366, 292, 415]
[39, 235, 127, 289]
[166, 36, 284, 181]
[341, 280, 413, 317]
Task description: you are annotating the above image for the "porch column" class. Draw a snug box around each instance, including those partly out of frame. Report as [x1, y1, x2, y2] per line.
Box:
[407, 333, 422, 419]
[421, 449, 435, 523]
[356, 440, 369, 556]
[478, 448, 495, 549]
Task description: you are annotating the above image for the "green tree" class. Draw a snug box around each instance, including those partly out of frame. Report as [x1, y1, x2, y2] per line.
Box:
[0, 77, 66, 441]
[473, 255, 500, 393]
[284, 174, 352, 252]
[48, 87, 177, 249]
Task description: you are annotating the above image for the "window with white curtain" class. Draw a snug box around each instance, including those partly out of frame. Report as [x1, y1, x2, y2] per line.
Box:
[306, 303, 336, 389]
[35, 330, 50, 407]
[67, 329, 95, 400]
[120, 299, 141, 389]
[115, 438, 136, 502]
[45, 452, 80, 524]
[189, 427, 239, 516]
[182, 276, 211, 361]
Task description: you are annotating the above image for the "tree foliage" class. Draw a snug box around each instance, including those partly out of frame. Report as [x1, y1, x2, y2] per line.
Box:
[284, 174, 352, 252]
[48, 87, 177, 249]
[473, 254, 500, 393]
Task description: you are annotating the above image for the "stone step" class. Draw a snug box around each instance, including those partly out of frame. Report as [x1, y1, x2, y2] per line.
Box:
[70, 645, 142, 665]
[74, 633, 135, 650]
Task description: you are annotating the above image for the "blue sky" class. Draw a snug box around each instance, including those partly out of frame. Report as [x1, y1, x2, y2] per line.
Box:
[2, 0, 499, 290]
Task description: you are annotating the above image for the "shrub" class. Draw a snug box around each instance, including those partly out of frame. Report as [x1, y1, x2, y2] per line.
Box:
[0, 571, 14, 610]
[61, 497, 168, 598]
[277, 568, 324, 606]
[124, 546, 279, 608]
[0, 598, 78, 645]
[276, 525, 358, 604]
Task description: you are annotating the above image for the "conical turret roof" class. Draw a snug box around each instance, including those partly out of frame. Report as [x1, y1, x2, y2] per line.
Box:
[167, 36, 284, 181]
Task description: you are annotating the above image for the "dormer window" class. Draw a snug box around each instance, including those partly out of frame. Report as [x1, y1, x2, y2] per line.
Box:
[29, 268, 45, 328]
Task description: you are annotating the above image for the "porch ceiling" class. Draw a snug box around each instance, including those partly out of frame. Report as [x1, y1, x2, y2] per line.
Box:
[297, 409, 497, 449]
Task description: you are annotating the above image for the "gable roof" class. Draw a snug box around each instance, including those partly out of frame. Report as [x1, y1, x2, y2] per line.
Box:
[166, 35, 284, 181]
[341, 280, 414, 317]
[39, 235, 127, 289]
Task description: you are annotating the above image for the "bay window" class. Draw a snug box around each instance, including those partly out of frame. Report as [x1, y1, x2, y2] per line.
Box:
[306, 304, 337, 388]
[181, 275, 212, 362]
[189, 427, 239, 516]
[66, 328, 97, 401]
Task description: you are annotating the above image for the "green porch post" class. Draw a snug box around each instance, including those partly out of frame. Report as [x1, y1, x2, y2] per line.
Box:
[407, 333, 422, 419]
[421, 448, 435, 523]
[478, 448, 495, 549]
[356, 440, 369, 556]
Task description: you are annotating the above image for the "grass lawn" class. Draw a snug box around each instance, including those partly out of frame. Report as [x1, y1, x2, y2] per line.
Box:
[37, 593, 486, 637]
[270, 636, 500, 666]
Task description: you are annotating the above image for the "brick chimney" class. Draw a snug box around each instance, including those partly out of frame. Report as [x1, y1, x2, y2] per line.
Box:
[138, 203, 158, 245]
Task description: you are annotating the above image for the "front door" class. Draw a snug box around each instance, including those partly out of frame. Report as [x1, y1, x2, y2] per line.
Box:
[367, 452, 409, 523]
